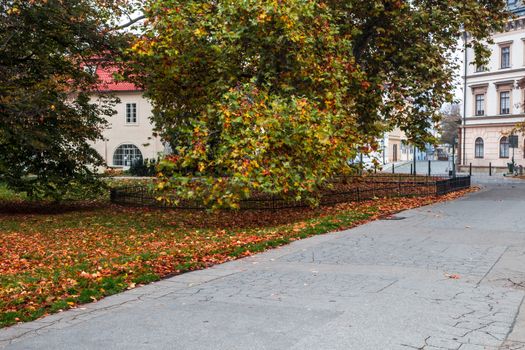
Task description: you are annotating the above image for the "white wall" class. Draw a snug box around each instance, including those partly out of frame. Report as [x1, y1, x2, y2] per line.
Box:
[90, 91, 164, 167]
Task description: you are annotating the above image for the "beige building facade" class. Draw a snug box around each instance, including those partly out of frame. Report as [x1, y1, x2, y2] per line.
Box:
[89, 65, 164, 169]
[462, 4, 525, 170]
[91, 92, 164, 168]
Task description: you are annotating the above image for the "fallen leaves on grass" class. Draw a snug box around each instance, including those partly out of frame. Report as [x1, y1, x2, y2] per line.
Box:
[0, 187, 475, 327]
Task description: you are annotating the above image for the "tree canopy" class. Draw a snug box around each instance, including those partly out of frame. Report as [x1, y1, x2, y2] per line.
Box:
[127, 0, 508, 208]
[0, 0, 133, 200]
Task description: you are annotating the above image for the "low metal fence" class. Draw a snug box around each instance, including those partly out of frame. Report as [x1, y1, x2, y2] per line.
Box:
[110, 174, 471, 210]
[435, 175, 471, 195]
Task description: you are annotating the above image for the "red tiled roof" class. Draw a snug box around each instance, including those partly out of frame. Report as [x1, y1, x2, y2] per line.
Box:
[95, 65, 140, 92]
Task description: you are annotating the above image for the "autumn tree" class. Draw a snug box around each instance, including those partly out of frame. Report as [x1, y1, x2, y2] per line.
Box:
[0, 0, 134, 200]
[128, 0, 508, 208]
[439, 104, 462, 145]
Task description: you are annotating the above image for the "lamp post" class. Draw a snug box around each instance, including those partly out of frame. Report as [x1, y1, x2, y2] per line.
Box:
[413, 144, 417, 175]
[509, 132, 518, 174]
[452, 136, 458, 178]
[381, 138, 386, 165]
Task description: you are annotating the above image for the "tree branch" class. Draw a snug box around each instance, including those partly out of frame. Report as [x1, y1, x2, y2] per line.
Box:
[114, 15, 146, 30]
[0, 32, 16, 52]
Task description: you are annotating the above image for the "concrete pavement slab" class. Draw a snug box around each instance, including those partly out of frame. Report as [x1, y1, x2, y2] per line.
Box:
[2, 179, 525, 349]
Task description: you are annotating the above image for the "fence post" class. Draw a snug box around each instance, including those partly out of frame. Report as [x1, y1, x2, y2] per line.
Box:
[410, 164, 413, 175]
[469, 163, 472, 176]
[392, 164, 395, 174]
[489, 162, 492, 176]
[428, 160, 431, 176]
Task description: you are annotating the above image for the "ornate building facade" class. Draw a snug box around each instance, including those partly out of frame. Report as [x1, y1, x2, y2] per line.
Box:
[461, 1, 525, 171]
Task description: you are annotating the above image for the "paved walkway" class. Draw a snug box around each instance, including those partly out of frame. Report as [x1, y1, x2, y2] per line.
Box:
[2, 181, 525, 349]
[388, 160, 454, 175]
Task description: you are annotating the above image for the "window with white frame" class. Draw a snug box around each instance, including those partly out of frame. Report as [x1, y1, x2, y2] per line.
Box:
[126, 103, 137, 124]
[83, 65, 97, 76]
[113, 144, 143, 167]
[500, 91, 511, 114]
[475, 94, 485, 116]
[501, 46, 511, 69]
[475, 65, 486, 73]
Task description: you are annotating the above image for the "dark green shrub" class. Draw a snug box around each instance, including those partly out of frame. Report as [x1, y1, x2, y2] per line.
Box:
[128, 158, 158, 177]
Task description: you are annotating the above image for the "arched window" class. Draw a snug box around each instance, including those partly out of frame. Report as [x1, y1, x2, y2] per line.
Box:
[113, 144, 143, 167]
[500, 137, 510, 158]
[475, 138, 484, 159]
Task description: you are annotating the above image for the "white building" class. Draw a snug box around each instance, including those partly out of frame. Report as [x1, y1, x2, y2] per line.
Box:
[461, 2, 525, 171]
[90, 65, 164, 168]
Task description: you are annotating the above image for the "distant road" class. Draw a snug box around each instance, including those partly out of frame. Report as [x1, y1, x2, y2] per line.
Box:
[382, 160, 453, 176]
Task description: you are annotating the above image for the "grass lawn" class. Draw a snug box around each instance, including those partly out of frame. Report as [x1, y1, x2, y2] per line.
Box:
[0, 186, 472, 328]
[0, 183, 26, 202]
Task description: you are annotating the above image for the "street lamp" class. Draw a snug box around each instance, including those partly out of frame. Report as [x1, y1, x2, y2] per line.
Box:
[452, 136, 458, 178]
[509, 132, 518, 174]
[380, 138, 386, 165]
[413, 144, 417, 175]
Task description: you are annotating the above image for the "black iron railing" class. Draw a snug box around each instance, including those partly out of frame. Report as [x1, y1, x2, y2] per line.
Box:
[110, 174, 471, 210]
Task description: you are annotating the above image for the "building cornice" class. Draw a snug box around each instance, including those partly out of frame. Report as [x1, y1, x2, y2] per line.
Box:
[461, 122, 521, 129]
[497, 40, 514, 46]
[502, 16, 525, 33]
[469, 83, 489, 89]
[465, 67, 525, 79]
[466, 114, 525, 122]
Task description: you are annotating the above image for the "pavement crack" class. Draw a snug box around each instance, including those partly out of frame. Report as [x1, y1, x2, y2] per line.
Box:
[452, 309, 476, 320]
[502, 293, 525, 345]
[507, 278, 525, 289]
[374, 279, 398, 294]
[401, 336, 430, 350]
[459, 322, 495, 338]
[477, 246, 509, 286]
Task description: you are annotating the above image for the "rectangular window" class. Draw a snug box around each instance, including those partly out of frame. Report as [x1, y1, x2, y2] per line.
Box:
[475, 65, 485, 73]
[500, 91, 510, 114]
[83, 65, 97, 76]
[126, 103, 137, 124]
[501, 46, 511, 68]
[500, 138, 510, 158]
[475, 94, 485, 116]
